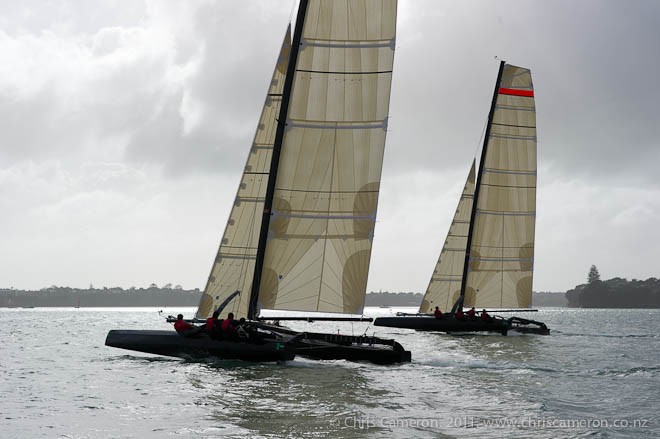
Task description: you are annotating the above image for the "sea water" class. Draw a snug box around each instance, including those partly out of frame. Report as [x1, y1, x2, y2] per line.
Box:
[2, 307, 659, 438]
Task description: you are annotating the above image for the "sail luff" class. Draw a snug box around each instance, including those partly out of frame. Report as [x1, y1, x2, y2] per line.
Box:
[419, 160, 475, 313]
[248, 0, 310, 321]
[195, 27, 292, 320]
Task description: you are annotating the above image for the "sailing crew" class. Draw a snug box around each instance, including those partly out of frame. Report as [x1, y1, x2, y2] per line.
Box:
[206, 310, 221, 339]
[480, 309, 491, 322]
[455, 309, 465, 320]
[467, 307, 476, 320]
[221, 312, 237, 337]
[173, 314, 202, 337]
[434, 306, 443, 319]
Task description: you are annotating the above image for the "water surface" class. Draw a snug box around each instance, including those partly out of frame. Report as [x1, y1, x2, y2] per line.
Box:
[3, 307, 658, 438]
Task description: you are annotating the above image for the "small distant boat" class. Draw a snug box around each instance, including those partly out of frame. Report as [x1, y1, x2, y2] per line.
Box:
[375, 61, 548, 335]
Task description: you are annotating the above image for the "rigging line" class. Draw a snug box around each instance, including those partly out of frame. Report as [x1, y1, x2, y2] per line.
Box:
[288, 0, 296, 23]
[501, 205, 505, 307]
[361, 320, 372, 337]
[491, 122, 536, 129]
[297, 69, 393, 75]
[315, 127, 338, 312]
[473, 118, 488, 164]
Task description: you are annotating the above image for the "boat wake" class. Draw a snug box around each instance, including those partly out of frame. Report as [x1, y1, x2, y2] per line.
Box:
[591, 365, 660, 377]
[417, 355, 558, 374]
[554, 331, 658, 339]
[104, 354, 179, 363]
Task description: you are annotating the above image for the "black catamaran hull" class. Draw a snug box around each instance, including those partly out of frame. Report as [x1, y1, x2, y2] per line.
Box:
[105, 327, 412, 364]
[294, 340, 411, 364]
[256, 324, 411, 364]
[374, 316, 549, 335]
[105, 330, 295, 362]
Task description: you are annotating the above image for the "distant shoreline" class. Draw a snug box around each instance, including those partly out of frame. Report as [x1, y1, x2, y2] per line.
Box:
[566, 277, 660, 308]
[1, 287, 569, 308]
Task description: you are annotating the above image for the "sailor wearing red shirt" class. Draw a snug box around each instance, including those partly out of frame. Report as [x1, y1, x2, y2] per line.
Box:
[173, 314, 201, 337]
[206, 310, 221, 338]
[221, 312, 236, 333]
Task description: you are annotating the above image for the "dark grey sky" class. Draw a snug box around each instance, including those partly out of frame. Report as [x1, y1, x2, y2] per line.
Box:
[1, 0, 659, 292]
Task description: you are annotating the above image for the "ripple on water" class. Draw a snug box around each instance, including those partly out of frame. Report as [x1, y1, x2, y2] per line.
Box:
[2, 307, 659, 438]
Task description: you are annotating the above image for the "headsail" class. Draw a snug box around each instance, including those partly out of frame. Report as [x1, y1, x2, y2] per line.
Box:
[256, 0, 398, 314]
[195, 27, 292, 319]
[419, 161, 475, 313]
[464, 63, 537, 308]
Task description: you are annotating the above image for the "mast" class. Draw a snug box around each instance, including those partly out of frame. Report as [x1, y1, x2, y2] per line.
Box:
[248, 0, 309, 320]
[455, 60, 506, 312]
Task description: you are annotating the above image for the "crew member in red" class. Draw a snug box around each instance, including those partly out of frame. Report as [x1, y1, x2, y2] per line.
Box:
[206, 310, 221, 338]
[434, 306, 443, 319]
[466, 307, 476, 320]
[173, 314, 201, 337]
[480, 309, 491, 322]
[455, 309, 465, 320]
[221, 312, 237, 335]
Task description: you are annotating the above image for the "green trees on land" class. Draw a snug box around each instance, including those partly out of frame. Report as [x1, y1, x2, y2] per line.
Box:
[566, 266, 660, 308]
[588, 265, 601, 284]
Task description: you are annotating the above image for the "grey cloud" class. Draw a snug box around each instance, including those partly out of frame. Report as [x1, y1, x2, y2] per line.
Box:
[0, 1, 146, 39]
[388, 0, 660, 187]
[115, 1, 293, 177]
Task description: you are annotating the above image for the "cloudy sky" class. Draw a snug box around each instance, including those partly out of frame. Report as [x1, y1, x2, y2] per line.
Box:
[2, 0, 659, 293]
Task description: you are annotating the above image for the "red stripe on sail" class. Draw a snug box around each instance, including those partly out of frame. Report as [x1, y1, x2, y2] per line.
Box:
[499, 88, 534, 97]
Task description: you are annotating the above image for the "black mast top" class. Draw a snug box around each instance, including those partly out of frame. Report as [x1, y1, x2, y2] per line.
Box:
[248, 0, 309, 321]
[454, 60, 506, 313]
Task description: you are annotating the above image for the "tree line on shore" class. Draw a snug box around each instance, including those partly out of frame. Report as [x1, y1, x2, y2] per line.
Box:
[0, 285, 424, 307]
[565, 265, 660, 308]
[3, 267, 657, 308]
[0, 285, 202, 307]
[0, 287, 565, 308]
